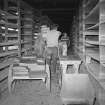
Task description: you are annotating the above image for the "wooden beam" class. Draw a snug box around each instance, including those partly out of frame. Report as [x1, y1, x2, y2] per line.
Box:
[40, 8, 75, 12]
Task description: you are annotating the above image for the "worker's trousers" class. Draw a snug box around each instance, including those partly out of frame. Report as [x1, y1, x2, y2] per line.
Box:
[44, 47, 58, 73]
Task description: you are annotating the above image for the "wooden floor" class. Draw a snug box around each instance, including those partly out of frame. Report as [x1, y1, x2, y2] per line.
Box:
[0, 75, 90, 105]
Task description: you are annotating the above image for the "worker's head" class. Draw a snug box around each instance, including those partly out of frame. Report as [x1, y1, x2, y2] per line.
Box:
[51, 24, 58, 30]
[63, 32, 67, 37]
[40, 16, 51, 33]
[40, 23, 50, 33]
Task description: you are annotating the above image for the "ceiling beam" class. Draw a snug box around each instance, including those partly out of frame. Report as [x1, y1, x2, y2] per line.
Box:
[40, 8, 75, 12]
[43, 12, 73, 15]
[52, 20, 72, 22]
[51, 17, 73, 20]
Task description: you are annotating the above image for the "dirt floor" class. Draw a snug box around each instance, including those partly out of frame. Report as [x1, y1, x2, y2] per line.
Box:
[0, 56, 95, 105]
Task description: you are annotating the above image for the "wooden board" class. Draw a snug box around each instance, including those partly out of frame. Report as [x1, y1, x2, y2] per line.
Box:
[59, 54, 81, 61]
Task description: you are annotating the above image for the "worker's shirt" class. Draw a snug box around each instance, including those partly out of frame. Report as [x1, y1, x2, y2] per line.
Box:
[46, 30, 61, 47]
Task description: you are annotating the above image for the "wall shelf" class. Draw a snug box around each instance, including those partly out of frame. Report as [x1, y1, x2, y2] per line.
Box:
[85, 2, 99, 20]
[0, 41, 18, 46]
[0, 68, 9, 81]
[84, 31, 99, 36]
[86, 48, 100, 61]
[86, 64, 105, 92]
[74, 0, 105, 104]
[0, 78, 8, 92]
[85, 1, 99, 24]
[0, 59, 13, 69]
[0, 50, 19, 57]
[0, 0, 36, 93]
[86, 40, 99, 45]
[6, 34, 18, 37]
[87, 23, 99, 30]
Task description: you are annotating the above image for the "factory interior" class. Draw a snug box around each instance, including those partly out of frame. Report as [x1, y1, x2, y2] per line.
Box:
[0, 0, 105, 105]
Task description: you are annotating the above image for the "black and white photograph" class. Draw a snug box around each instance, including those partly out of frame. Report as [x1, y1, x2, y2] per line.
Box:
[0, 0, 104, 105]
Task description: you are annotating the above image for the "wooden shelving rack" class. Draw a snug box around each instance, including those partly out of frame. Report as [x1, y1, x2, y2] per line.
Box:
[20, 1, 34, 56]
[74, 0, 105, 104]
[0, 0, 21, 93]
[0, 0, 36, 93]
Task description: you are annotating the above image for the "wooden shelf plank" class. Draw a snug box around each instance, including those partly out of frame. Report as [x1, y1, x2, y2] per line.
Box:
[86, 48, 100, 61]
[7, 15, 19, 19]
[8, 6, 18, 11]
[0, 9, 17, 18]
[87, 23, 99, 30]
[0, 59, 13, 69]
[86, 40, 99, 45]
[6, 34, 18, 37]
[84, 31, 99, 36]
[0, 68, 8, 81]
[0, 9, 6, 15]
[0, 78, 8, 92]
[86, 21, 105, 31]
[0, 41, 18, 46]
[85, 43, 96, 47]
[0, 21, 19, 28]
[7, 23, 18, 28]
[85, 2, 99, 24]
[0, 50, 19, 57]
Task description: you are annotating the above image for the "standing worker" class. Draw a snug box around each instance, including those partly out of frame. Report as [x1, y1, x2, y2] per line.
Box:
[41, 24, 61, 74]
[61, 32, 70, 47]
[59, 32, 70, 56]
